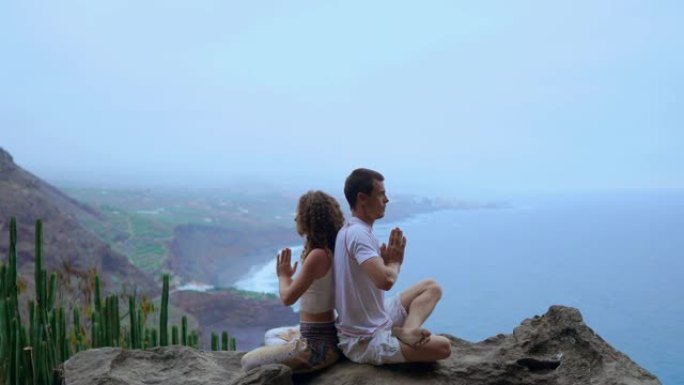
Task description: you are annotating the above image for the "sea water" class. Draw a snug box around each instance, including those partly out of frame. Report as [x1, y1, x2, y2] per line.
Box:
[234, 190, 683, 384]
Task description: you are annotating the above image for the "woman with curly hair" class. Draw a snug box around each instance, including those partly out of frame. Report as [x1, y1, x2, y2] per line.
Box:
[241, 190, 345, 373]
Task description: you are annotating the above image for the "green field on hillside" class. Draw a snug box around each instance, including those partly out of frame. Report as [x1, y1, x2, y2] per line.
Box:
[62, 187, 297, 277]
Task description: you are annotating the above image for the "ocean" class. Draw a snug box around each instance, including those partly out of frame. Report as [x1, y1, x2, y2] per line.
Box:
[235, 190, 683, 384]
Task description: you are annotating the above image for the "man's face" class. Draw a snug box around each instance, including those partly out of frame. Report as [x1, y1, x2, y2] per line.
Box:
[363, 179, 389, 220]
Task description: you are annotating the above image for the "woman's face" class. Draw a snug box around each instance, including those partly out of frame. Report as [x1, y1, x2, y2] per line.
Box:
[295, 207, 306, 236]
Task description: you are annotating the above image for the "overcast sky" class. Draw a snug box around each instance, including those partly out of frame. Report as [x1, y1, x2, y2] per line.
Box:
[1, 1, 682, 197]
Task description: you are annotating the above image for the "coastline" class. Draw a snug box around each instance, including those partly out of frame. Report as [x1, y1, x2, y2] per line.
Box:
[229, 208, 465, 294]
[233, 245, 303, 294]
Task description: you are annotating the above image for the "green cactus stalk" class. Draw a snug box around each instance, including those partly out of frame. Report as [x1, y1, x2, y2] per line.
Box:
[35, 219, 43, 307]
[40, 270, 49, 329]
[60, 307, 69, 361]
[181, 316, 188, 346]
[137, 308, 144, 349]
[230, 337, 236, 351]
[40, 339, 51, 385]
[151, 328, 158, 347]
[144, 328, 153, 349]
[101, 298, 108, 347]
[29, 334, 37, 385]
[114, 295, 121, 346]
[109, 296, 115, 346]
[12, 318, 20, 385]
[106, 296, 111, 346]
[28, 299, 35, 336]
[54, 308, 62, 363]
[20, 325, 30, 381]
[171, 326, 179, 345]
[188, 331, 194, 348]
[0, 295, 6, 367]
[211, 332, 218, 351]
[160, 274, 169, 346]
[189, 331, 197, 349]
[123, 327, 130, 348]
[128, 296, 137, 349]
[92, 312, 100, 348]
[73, 308, 82, 353]
[47, 273, 57, 311]
[8, 218, 20, 322]
[221, 331, 228, 351]
[29, 301, 42, 381]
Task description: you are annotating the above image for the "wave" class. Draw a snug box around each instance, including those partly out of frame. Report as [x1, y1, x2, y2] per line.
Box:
[234, 245, 304, 295]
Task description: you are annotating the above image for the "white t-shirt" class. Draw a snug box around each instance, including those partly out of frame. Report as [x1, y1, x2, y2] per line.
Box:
[334, 217, 392, 336]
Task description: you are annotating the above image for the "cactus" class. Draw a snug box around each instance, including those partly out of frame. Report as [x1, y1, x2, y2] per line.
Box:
[221, 331, 228, 351]
[0, 217, 233, 384]
[150, 328, 158, 347]
[35, 220, 43, 310]
[47, 273, 57, 311]
[181, 316, 188, 346]
[211, 332, 218, 351]
[128, 296, 138, 349]
[107, 295, 117, 346]
[137, 308, 144, 349]
[189, 331, 199, 349]
[60, 307, 69, 361]
[92, 319, 100, 348]
[171, 326, 179, 345]
[160, 274, 169, 346]
[73, 308, 83, 353]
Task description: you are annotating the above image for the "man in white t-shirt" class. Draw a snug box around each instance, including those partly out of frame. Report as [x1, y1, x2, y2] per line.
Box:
[334, 168, 451, 365]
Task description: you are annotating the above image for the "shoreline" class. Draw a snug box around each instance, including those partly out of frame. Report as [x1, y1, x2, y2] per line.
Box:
[228, 209, 461, 294]
[176, 202, 505, 293]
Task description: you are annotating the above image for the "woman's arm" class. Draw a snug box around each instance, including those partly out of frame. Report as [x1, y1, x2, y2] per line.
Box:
[276, 247, 331, 306]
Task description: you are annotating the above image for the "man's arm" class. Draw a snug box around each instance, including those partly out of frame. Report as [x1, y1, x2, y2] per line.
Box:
[359, 227, 406, 291]
[360, 257, 401, 291]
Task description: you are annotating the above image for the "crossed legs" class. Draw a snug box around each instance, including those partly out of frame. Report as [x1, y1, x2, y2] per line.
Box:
[392, 279, 451, 362]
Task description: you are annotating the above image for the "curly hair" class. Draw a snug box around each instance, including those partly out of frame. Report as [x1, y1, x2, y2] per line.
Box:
[296, 190, 345, 260]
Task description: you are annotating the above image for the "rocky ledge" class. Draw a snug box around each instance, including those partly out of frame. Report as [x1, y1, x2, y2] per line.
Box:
[63, 305, 660, 385]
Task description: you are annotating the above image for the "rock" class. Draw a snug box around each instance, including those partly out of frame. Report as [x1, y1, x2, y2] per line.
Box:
[231, 364, 293, 385]
[63, 306, 661, 385]
[63, 345, 244, 385]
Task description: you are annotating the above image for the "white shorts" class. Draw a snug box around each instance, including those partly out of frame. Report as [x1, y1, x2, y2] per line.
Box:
[264, 325, 300, 346]
[338, 294, 408, 365]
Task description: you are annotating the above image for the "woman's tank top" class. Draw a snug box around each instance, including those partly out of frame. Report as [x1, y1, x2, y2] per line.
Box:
[298, 252, 334, 314]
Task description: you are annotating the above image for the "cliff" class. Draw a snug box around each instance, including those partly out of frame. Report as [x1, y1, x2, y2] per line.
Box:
[0, 147, 155, 294]
[63, 305, 660, 385]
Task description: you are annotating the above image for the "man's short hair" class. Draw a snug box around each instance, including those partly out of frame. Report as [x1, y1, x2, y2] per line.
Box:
[344, 168, 384, 210]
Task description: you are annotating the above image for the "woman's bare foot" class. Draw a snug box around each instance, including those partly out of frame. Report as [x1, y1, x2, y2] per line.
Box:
[392, 326, 432, 349]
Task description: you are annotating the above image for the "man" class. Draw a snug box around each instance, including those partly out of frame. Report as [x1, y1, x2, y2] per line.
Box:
[334, 168, 451, 365]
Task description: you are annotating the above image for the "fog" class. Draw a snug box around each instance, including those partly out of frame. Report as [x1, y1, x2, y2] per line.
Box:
[2, 1, 682, 198]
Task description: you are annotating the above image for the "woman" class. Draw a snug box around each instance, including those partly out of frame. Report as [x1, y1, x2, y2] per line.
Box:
[241, 190, 345, 373]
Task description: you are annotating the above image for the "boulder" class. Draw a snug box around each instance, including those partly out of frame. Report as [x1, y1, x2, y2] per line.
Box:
[63, 305, 661, 385]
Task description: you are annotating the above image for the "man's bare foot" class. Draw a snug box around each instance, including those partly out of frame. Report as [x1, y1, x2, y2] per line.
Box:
[392, 326, 432, 349]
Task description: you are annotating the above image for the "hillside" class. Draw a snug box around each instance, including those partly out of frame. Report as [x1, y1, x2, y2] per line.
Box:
[0, 147, 156, 294]
[0, 147, 297, 349]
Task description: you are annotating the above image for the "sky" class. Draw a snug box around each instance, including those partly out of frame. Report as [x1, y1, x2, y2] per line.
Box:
[1, 0, 682, 197]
